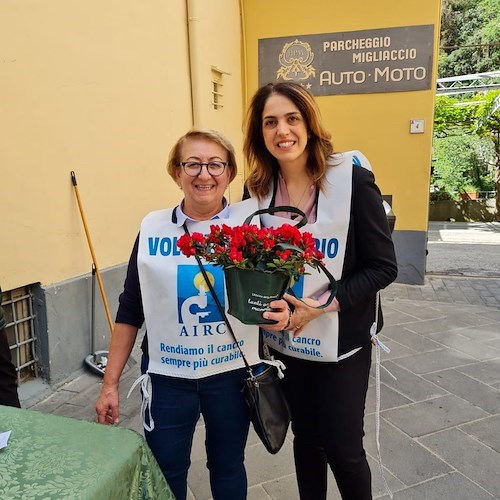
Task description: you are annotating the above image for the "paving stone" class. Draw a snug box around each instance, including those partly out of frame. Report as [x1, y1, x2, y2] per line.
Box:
[119, 386, 143, 418]
[190, 422, 207, 463]
[480, 309, 500, 321]
[260, 475, 300, 500]
[62, 382, 100, 408]
[379, 360, 447, 403]
[378, 326, 442, 353]
[248, 484, 273, 499]
[448, 289, 469, 302]
[363, 417, 451, 485]
[485, 337, 500, 349]
[458, 322, 500, 341]
[377, 472, 495, 500]
[408, 288, 424, 300]
[366, 381, 413, 414]
[456, 358, 500, 385]
[49, 402, 97, 422]
[382, 286, 404, 300]
[245, 440, 295, 488]
[429, 302, 491, 318]
[382, 394, 488, 437]
[483, 296, 500, 307]
[460, 414, 500, 453]
[371, 337, 414, 361]
[391, 347, 476, 375]
[366, 454, 405, 498]
[120, 411, 145, 434]
[430, 279, 446, 291]
[31, 388, 78, 413]
[187, 462, 212, 500]
[429, 330, 500, 361]
[402, 317, 470, 336]
[381, 309, 421, 327]
[423, 369, 500, 414]
[419, 428, 500, 498]
[384, 302, 445, 321]
[61, 371, 102, 392]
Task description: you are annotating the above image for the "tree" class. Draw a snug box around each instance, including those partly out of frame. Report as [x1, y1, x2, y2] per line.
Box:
[439, 0, 500, 77]
[432, 134, 494, 194]
[474, 92, 500, 216]
[433, 92, 499, 219]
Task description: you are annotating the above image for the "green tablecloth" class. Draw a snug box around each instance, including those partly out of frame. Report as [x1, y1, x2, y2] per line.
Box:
[0, 405, 174, 500]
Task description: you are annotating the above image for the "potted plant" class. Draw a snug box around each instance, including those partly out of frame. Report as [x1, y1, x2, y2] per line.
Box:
[177, 222, 328, 324]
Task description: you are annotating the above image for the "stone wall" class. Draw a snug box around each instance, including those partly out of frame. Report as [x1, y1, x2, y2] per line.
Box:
[429, 199, 497, 221]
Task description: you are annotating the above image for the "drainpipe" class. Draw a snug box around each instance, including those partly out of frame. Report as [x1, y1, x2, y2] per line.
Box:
[239, 0, 248, 109]
[187, 0, 202, 127]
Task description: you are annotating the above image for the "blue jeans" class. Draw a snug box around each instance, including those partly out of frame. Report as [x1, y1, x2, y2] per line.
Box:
[141, 356, 250, 500]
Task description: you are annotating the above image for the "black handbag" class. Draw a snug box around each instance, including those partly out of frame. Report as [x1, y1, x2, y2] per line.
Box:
[242, 361, 291, 454]
[183, 223, 291, 455]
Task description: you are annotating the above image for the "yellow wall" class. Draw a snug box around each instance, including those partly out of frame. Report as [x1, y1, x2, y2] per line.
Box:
[187, 0, 246, 201]
[1, 0, 441, 293]
[241, 0, 442, 232]
[0, 0, 244, 291]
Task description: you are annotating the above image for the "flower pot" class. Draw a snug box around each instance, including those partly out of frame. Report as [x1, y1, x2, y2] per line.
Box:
[224, 267, 291, 325]
[460, 192, 478, 200]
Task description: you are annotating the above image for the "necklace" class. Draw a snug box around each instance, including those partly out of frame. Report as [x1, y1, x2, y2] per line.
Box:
[288, 182, 312, 209]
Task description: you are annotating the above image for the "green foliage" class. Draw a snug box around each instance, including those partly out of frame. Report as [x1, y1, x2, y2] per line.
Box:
[439, 0, 500, 77]
[434, 95, 473, 136]
[432, 134, 495, 196]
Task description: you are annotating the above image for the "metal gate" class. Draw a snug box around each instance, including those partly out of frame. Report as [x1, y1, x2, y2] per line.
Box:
[2, 286, 38, 384]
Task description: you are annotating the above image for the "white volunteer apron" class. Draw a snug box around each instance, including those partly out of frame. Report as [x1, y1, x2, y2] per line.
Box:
[259, 152, 361, 362]
[137, 197, 262, 379]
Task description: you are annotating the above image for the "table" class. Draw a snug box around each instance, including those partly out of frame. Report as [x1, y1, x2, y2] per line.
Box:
[0, 405, 174, 499]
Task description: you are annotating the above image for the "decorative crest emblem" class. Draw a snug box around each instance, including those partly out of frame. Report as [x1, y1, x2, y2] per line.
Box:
[277, 39, 316, 81]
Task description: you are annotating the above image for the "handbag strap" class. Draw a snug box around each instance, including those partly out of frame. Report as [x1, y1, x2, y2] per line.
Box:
[244, 205, 308, 229]
[274, 243, 337, 310]
[182, 223, 253, 375]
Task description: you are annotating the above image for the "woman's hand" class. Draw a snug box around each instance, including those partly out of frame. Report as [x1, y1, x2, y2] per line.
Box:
[260, 299, 292, 331]
[95, 383, 120, 425]
[282, 293, 341, 337]
[94, 323, 138, 425]
[260, 294, 340, 336]
[282, 294, 324, 336]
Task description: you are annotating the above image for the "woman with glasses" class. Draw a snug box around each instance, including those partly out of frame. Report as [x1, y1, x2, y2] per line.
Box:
[243, 83, 398, 500]
[95, 129, 290, 500]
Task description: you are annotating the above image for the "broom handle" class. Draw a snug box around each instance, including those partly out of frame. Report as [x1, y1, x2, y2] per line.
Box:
[71, 171, 114, 334]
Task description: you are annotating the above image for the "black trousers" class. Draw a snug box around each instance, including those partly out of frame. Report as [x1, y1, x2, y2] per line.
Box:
[0, 327, 21, 408]
[277, 344, 372, 500]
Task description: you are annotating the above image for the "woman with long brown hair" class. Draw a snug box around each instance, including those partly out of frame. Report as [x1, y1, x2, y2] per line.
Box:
[244, 82, 398, 500]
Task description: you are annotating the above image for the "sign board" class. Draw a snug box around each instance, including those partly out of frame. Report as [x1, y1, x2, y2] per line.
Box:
[258, 25, 435, 95]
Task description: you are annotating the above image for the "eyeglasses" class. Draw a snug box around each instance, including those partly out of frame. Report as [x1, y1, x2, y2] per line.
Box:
[178, 161, 228, 177]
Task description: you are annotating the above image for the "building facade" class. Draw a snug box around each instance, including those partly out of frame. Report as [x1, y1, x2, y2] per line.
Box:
[0, 0, 441, 388]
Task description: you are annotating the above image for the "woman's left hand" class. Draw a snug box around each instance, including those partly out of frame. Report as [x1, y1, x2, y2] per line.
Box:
[259, 299, 292, 331]
[281, 293, 325, 336]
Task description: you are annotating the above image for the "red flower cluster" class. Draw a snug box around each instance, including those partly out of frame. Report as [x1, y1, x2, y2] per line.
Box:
[177, 223, 324, 281]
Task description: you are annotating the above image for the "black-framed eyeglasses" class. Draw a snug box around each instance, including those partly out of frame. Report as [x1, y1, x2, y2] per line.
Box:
[178, 161, 228, 177]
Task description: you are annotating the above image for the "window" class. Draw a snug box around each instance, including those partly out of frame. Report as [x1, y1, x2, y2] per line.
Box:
[211, 67, 230, 110]
[2, 286, 38, 384]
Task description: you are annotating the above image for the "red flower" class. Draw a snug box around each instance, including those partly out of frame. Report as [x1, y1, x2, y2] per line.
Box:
[176, 219, 325, 280]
